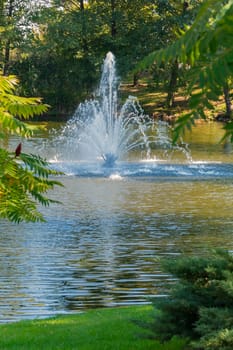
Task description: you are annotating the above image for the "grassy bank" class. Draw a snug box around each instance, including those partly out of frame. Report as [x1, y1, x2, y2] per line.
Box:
[0, 306, 186, 350]
[120, 82, 227, 121]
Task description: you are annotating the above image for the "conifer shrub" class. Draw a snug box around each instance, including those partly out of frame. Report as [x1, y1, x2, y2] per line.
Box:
[149, 249, 233, 350]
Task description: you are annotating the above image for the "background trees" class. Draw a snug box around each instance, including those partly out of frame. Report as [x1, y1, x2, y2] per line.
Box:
[0, 0, 180, 116]
[137, 0, 233, 141]
[147, 0, 203, 107]
[3, 0, 229, 125]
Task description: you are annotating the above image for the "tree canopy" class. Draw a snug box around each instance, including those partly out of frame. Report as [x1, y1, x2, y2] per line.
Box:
[136, 0, 233, 141]
[0, 0, 211, 117]
[1, 0, 162, 114]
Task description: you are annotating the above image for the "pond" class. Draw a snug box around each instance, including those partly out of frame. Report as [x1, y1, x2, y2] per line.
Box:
[1, 121, 233, 323]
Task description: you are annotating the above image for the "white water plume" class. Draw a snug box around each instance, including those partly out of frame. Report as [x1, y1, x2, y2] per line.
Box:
[49, 52, 189, 167]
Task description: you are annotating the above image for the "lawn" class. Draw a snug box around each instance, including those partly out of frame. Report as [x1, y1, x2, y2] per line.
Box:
[119, 82, 227, 121]
[0, 306, 186, 350]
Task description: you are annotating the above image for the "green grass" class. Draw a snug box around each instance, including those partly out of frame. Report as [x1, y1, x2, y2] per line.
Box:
[119, 82, 227, 120]
[0, 306, 187, 350]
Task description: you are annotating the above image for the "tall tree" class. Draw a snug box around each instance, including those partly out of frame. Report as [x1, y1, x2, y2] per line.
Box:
[137, 0, 233, 141]
[3, 0, 13, 75]
[110, 0, 117, 37]
[148, 0, 203, 107]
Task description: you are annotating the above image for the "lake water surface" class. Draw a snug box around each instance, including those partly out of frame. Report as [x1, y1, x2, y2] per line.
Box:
[1, 122, 233, 322]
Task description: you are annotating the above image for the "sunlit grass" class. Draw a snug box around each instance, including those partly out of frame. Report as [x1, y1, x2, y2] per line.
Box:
[120, 83, 167, 115]
[0, 306, 186, 350]
[120, 82, 228, 121]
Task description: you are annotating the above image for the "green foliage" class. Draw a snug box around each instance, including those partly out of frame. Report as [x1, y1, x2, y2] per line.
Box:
[148, 249, 233, 350]
[0, 74, 62, 223]
[134, 1, 203, 107]
[0, 150, 62, 223]
[12, 3, 100, 113]
[194, 308, 233, 349]
[10, 0, 160, 113]
[0, 75, 48, 136]
[137, 0, 233, 141]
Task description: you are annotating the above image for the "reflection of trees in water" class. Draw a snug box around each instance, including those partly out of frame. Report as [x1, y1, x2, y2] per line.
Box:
[1, 177, 233, 321]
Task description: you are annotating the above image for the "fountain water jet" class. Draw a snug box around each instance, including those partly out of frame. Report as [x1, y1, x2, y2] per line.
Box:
[52, 53, 160, 165]
[49, 52, 189, 174]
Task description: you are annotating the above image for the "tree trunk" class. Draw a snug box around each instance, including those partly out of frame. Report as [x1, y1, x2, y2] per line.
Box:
[166, 59, 178, 108]
[166, 2, 189, 108]
[0, 0, 4, 25]
[111, 0, 117, 37]
[79, 0, 84, 11]
[3, 0, 14, 76]
[3, 40, 10, 76]
[79, 0, 88, 52]
[133, 72, 140, 87]
[223, 82, 232, 119]
[182, 1, 189, 15]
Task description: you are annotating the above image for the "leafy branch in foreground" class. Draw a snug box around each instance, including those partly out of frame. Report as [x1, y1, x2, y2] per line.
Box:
[136, 0, 233, 142]
[0, 74, 63, 223]
[0, 75, 49, 137]
[0, 150, 63, 223]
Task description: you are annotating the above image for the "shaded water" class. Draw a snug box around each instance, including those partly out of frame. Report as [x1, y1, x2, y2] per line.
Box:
[1, 122, 233, 322]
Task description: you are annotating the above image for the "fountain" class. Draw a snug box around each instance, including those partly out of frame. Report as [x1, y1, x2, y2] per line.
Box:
[47, 52, 233, 179]
[50, 52, 181, 168]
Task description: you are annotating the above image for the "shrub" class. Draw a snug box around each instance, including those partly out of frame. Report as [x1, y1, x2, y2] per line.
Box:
[148, 249, 233, 350]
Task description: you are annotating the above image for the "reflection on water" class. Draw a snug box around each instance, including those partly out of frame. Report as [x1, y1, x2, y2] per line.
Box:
[0, 123, 233, 322]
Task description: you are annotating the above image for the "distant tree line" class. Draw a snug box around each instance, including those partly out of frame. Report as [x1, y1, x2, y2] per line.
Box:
[0, 0, 203, 117]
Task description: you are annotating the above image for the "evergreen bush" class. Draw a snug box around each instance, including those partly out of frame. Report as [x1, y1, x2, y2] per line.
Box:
[149, 249, 233, 350]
